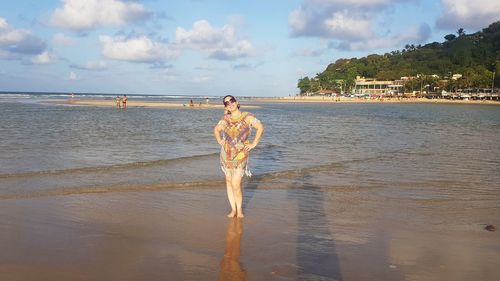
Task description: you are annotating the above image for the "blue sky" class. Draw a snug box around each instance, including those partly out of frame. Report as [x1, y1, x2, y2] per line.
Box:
[0, 0, 498, 97]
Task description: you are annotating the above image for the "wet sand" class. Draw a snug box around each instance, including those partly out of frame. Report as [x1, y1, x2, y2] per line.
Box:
[1, 184, 498, 281]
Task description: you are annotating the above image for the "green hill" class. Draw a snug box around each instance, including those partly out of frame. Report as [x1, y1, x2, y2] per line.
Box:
[298, 21, 500, 94]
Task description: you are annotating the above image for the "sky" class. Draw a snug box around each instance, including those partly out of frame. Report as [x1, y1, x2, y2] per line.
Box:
[0, 0, 499, 97]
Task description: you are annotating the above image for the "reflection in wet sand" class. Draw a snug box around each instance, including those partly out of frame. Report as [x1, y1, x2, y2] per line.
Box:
[218, 218, 247, 281]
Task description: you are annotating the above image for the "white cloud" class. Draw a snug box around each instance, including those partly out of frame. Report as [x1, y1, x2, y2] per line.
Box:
[70, 60, 107, 70]
[53, 33, 77, 46]
[99, 35, 179, 63]
[209, 40, 253, 60]
[289, 0, 430, 51]
[0, 18, 7, 29]
[336, 24, 431, 51]
[174, 20, 253, 60]
[437, 0, 500, 30]
[50, 0, 151, 32]
[323, 10, 373, 40]
[0, 17, 46, 57]
[99, 19, 253, 65]
[31, 51, 57, 64]
[68, 71, 79, 80]
[288, 8, 308, 35]
[289, 0, 406, 39]
[294, 0, 393, 10]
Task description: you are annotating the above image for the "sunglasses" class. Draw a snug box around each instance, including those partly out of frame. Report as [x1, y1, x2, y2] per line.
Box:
[223, 97, 236, 107]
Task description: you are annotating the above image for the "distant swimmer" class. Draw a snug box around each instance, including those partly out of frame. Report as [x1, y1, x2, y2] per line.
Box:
[122, 95, 128, 109]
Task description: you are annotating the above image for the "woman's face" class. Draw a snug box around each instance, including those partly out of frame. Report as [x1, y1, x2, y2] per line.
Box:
[223, 96, 238, 112]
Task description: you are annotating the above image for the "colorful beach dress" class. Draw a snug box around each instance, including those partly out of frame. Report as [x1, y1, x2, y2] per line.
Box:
[217, 112, 261, 177]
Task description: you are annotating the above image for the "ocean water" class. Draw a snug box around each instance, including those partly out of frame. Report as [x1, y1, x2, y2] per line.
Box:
[0, 93, 499, 204]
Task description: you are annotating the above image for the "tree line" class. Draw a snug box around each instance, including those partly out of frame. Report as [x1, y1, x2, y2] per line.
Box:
[297, 21, 500, 95]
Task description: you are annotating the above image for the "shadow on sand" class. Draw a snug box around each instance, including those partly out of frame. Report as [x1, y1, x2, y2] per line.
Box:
[242, 174, 263, 211]
[288, 172, 343, 281]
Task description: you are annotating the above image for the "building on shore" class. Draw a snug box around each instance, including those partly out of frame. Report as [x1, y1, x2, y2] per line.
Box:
[354, 76, 403, 96]
[299, 89, 337, 97]
[299, 74, 498, 100]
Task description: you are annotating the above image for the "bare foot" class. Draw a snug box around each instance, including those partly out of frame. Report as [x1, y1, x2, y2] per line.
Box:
[227, 210, 236, 218]
[237, 210, 244, 218]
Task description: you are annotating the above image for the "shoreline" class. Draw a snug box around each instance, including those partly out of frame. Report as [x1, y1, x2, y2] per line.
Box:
[254, 96, 500, 105]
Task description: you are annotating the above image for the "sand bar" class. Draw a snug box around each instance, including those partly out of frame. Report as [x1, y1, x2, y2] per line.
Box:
[49, 99, 260, 109]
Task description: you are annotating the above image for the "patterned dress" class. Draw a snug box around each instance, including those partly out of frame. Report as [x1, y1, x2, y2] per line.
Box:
[217, 112, 260, 177]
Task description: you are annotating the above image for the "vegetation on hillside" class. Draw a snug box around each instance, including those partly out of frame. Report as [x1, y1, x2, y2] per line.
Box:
[297, 21, 500, 94]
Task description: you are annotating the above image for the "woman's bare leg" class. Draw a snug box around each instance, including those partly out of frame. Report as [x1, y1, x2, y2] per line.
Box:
[225, 174, 237, 217]
[231, 174, 244, 218]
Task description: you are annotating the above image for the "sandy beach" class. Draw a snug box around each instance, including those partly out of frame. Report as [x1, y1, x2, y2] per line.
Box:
[46, 97, 499, 108]
[254, 96, 500, 105]
[1, 184, 498, 281]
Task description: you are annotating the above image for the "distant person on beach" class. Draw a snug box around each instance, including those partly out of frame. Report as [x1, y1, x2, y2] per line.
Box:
[115, 96, 121, 109]
[122, 95, 128, 109]
[214, 95, 264, 218]
[189, 99, 194, 107]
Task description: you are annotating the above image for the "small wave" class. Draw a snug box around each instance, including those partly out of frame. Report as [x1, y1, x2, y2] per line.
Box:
[251, 161, 348, 181]
[0, 160, 351, 200]
[0, 94, 33, 98]
[0, 179, 226, 200]
[0, 151, 414, 201]
[0, 152, 219, 179]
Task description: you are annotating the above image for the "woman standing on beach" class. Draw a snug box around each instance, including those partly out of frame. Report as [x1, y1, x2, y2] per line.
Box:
[122, 95, 128, 109]
[214, 95, 264, 218]
[115, 96, 121, 109]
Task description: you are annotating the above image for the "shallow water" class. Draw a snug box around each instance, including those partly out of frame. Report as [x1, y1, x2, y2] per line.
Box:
[0, 94, 499, 203]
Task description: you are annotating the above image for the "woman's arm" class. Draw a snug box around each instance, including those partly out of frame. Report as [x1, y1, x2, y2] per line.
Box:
[246, 119, 264, 151]
[214, 123, 224, 145]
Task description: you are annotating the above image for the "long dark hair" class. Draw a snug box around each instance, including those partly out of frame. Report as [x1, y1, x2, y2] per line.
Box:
[222, 95, 240, 114]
